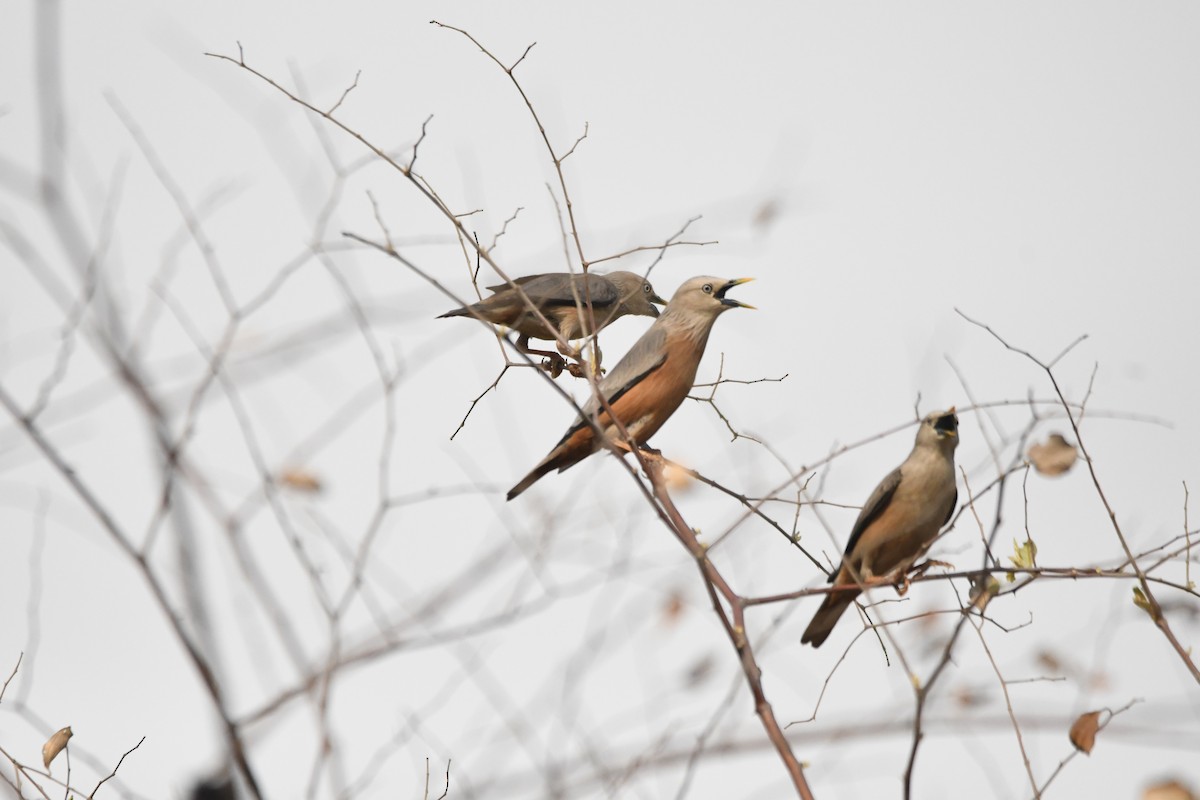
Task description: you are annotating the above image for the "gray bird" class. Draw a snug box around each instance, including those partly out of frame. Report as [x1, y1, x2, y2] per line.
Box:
[507, 276, 754, 500]
[801, 408, 960, 648]
[438, 271, 666, 376]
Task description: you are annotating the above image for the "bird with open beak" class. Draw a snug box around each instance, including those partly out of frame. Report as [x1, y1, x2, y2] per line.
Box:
[438, 270, 666, 377]
[506, 276, 754, 500]
[801, 408, 960, 648]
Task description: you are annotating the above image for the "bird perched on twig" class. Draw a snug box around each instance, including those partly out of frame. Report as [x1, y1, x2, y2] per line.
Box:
[801, 408, 960, 648]
[438, 271, 665, 377]
[506, 276, 755, 500]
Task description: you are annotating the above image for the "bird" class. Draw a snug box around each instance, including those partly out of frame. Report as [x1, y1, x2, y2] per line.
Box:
[506, 276, 754, 500]
[801, 408, 960, 648]
[438, 270, 666, 376]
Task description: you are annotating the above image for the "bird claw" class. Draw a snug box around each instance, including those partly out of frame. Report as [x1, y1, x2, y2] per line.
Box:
[894, 574, 912, 596]
[911, 559, 954, 579]
[540, 356, 566, 379]
[566, 360, 605, 379]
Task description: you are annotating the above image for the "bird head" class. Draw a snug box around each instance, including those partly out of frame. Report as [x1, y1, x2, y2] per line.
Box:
[665, 276, 756, 317]
[918, 407, 960, 450]
[607, 271, 667, 318]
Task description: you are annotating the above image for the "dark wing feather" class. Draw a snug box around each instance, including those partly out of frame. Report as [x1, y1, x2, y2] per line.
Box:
[942, 488, 958, 527]
[831, 467, 903, 583]
[554, 327, 669, 445]
[488, 273, 619, 307]
[485, 274, 541, 292]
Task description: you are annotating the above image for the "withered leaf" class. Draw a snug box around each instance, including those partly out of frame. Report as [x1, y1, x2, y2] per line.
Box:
[279, 468, 322, 493]
[1035, 648, 1063, 674]
[684, 655, 715, 689]
[1142, 779, 1197, 800]
[1068, 710, 1102, 754]
[42, 726, 72, 768]
[752, 199, 780, 230]
[661, 589, 686, 625]
[1028, 434, 1078, 476]
[661, 462, 694, 493]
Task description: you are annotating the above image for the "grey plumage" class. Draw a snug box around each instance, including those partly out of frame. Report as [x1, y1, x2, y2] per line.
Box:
[438, 271, 665, 370]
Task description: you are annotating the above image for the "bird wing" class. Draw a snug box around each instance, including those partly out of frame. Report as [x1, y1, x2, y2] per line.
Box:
[487, 273, 619, 307]
[831, 466, 903, 583]
[942, 487, 958, 527]
[485, 274, 540, 292]
[556, 326, 669, 444]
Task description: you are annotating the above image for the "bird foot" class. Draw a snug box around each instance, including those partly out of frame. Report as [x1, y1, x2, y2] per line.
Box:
[911, 559, 954, 579]
[564, 358, 605, 379]
[539, 356, 567, 379]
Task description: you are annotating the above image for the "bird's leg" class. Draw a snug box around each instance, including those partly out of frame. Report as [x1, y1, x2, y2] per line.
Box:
[516, 334, 567, 378]
[612, 439, 662, 459]
[557, 338, 600, 379]
[909, 559, 954, 580]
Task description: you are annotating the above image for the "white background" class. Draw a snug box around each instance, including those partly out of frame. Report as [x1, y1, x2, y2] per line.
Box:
[2, 2, 1198, 798]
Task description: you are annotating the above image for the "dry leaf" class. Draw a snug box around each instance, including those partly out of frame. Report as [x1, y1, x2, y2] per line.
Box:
[1028, 434, 1078, 476]
[952, 685, 986, 709]
[661, 589, 686, 625]
[42, 726, 72, 768]
[279, 468, 322, 494]
[684, 655, 715, 689]
[1143, 779, 1197, 800]
[1068, 710, 1102, 754]
[752, 199, 780, 230]
[662, 462, 694, 493]
[1035, 648, 1063, 674]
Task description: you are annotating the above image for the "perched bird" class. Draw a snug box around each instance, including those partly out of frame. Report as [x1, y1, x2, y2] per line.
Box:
[438, 271, 666, 376]
[801, 408, 960, 648]
[506, 276, 754, 500]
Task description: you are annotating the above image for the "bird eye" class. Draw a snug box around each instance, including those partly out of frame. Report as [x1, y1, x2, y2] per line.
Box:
[644, 284, 651, 293]
[702, 283, 713, 294]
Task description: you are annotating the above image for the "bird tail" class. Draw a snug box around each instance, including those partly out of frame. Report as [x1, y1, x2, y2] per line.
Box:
[507, 434, 596, 501]
[800, 588, 859, 648]
[506, 459, 558, 501]
[436, 307, 469, 319]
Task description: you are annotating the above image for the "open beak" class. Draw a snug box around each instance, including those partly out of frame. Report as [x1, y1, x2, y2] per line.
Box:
[646, 304, 661, 318]
[934, 406, 959, 436]
[716, 277, 756, 309]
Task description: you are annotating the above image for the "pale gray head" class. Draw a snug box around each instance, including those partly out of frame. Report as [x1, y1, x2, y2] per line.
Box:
[605, 271, 667, 319]
[916, 407, 960, 452]
[660, 276, 755, 333]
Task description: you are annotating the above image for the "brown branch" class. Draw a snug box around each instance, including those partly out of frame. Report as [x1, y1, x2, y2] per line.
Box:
[89, 737, 145, 799]
[0, 652, 20, 703]
[0, 386, 264, 800]
[970, 617, 1039, 797]
[958, 308, 1200, 684]
[641, 457, 816, 799]
[1033, 699, 1141, 798]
